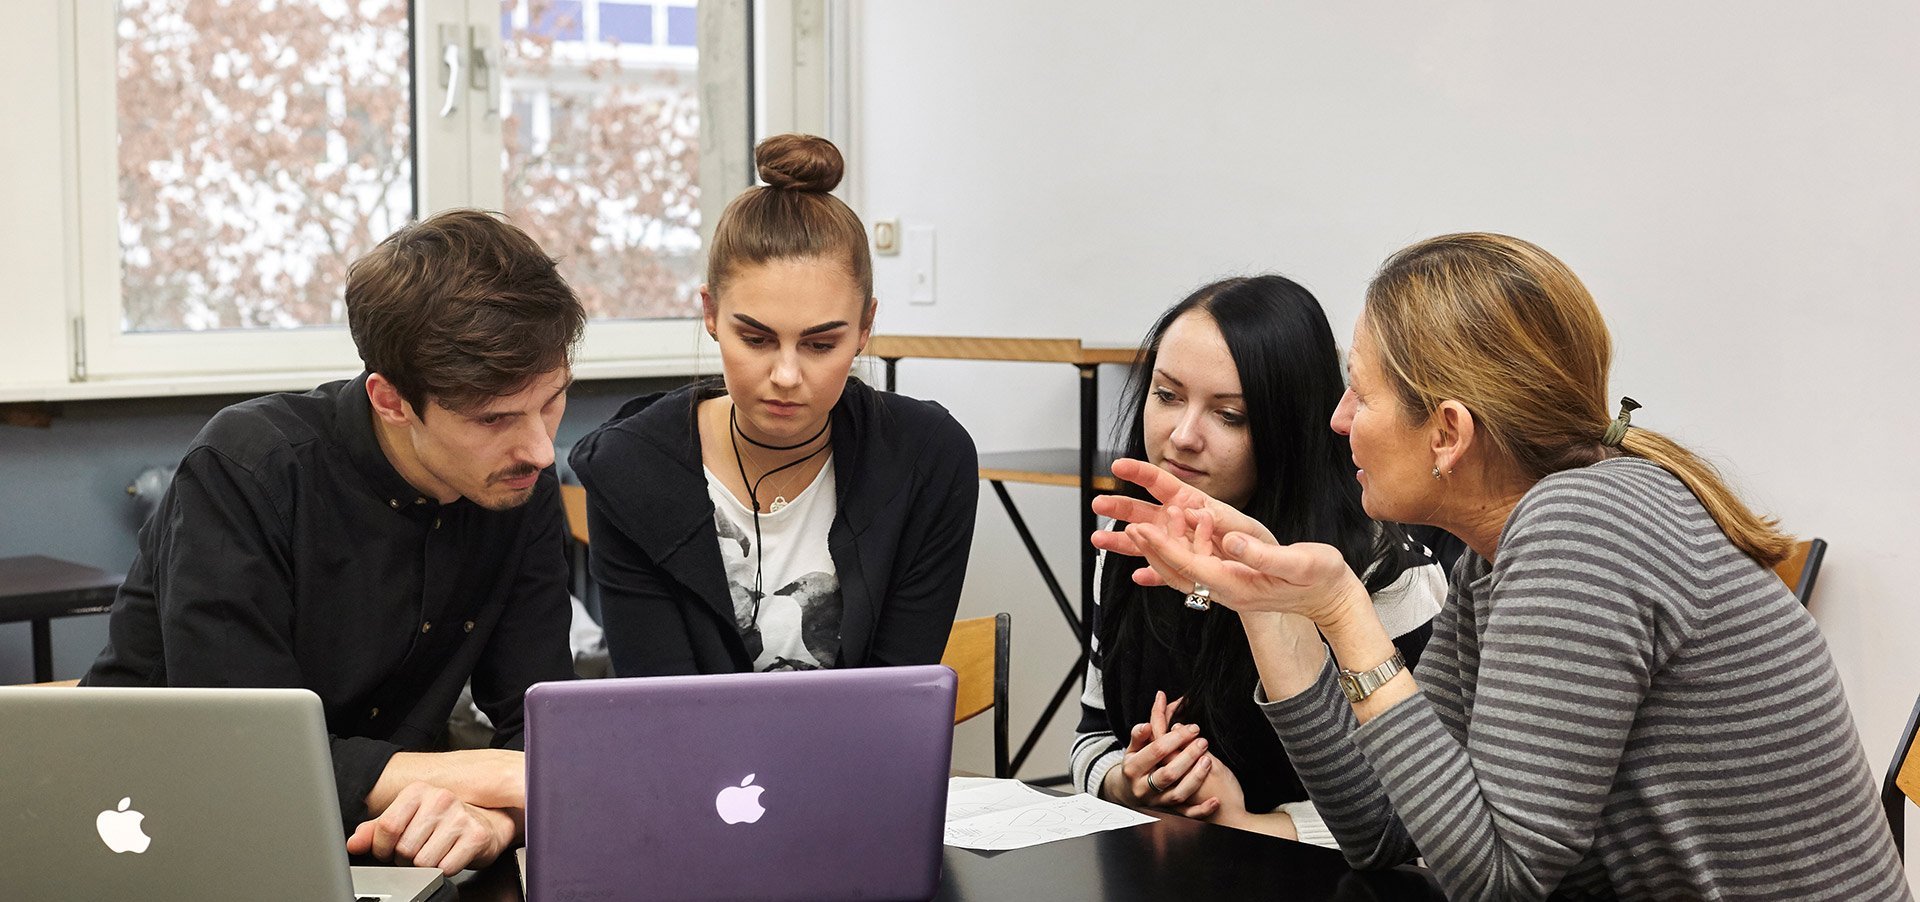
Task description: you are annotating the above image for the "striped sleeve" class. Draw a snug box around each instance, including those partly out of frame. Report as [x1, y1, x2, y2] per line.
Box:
[1347, 487, 1667, 900]
[1277, 801, 1336, 849]
[1071, 656, 1124, 796]
[1272, 461, 1911, 899]
[1070, 546, 1126, 797]
[1256, 654, 1420, 868]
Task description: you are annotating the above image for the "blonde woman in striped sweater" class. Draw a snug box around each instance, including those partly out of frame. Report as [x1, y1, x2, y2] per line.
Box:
[1098, 233, 1908, 901]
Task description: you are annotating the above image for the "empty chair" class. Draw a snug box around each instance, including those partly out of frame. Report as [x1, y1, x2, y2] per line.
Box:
[1886, 690, 1920, 860]
[942, 613, 1011, 779]
[1773, 537, 1828, 605]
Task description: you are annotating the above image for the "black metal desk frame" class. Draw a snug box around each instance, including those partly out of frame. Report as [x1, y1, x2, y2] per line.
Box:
[874, 337, 1130, 781]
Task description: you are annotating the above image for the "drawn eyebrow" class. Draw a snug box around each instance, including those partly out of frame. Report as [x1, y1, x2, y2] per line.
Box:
[733, 314, 849, 337]
[1155, 369, 1240, 400]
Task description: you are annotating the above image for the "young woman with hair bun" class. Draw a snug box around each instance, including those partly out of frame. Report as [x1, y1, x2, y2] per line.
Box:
[571, 134, 979, 676]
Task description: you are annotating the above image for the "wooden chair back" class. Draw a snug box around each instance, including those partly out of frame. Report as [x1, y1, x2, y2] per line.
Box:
[560, 483, 591, 546]
[941, 613, 1011, 779]
[1772, 537, 1826, 605]
[1887, 691, 1920, 861]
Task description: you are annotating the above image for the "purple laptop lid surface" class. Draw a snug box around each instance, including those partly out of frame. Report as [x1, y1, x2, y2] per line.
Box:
[526, 664, 956, 902]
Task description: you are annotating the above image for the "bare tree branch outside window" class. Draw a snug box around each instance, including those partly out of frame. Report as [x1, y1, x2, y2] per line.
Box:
[115, 0, 701, 335]
[501, 0, 703, 321]
[117, 0, 412, 333]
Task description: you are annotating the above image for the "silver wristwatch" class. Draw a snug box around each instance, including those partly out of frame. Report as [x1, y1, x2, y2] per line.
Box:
[1337, 650, 1407, 704]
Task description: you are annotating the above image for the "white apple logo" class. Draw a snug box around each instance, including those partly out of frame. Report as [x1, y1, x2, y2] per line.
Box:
[96, 797, 152, 854]
[715, 774, 767, 825]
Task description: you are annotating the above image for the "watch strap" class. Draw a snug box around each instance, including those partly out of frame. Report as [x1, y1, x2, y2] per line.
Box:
[1337, 649, 1408, 704]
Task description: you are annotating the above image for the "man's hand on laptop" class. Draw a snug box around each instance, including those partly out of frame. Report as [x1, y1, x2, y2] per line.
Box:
[347, 781, 519, 875]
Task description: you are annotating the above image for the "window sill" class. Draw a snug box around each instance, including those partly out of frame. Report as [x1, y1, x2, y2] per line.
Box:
[0, 357, 706, 404]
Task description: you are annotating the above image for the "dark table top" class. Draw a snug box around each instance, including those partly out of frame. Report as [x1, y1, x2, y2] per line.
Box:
[0, 554, 122, 622]
[451, 805, 1445, 902]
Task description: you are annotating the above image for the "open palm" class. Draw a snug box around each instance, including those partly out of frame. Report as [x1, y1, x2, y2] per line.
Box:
[1091, 458, 1275, 584]
[1125, 504, 1365, 624]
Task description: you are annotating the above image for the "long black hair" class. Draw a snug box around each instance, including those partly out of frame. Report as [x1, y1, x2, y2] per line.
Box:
[1096, 275, 1412, 785]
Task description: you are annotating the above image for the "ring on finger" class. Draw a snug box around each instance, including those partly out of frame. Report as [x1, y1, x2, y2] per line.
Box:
[1146, 770, 1166, 793]
[1183, 582, 1214, 612]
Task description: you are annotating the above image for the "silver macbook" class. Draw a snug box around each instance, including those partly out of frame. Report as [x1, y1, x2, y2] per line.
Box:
[526, 664, 956, 902]
[0, 686, 446, 902]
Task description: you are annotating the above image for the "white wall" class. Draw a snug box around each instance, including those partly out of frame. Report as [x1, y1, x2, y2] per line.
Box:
[0, 3, 77, 390]
[855, 0, 1920, 878]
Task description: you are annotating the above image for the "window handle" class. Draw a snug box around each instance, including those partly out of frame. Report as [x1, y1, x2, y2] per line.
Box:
[438, 25, 462, 118]
[469, 27, 499, 120]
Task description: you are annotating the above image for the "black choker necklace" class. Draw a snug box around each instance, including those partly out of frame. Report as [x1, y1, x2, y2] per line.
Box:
[733, 411, 830, 452]
[728, 405, 833, 620]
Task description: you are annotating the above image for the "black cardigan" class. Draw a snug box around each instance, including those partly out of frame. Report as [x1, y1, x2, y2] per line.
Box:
[568, 380, 979, 675]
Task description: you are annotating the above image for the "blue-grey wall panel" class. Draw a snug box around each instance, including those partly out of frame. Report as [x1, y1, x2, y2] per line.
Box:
[0, 376, 689, 683]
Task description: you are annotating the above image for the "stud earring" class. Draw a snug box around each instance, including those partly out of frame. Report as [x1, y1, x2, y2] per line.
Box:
[1431, 467, 1443, 479]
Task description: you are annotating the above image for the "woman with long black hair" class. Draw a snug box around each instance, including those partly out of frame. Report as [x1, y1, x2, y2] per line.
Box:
[1068, 275, 1445, 845]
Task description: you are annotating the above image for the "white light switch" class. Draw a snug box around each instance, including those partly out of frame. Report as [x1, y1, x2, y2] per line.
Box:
[907, 226, 935, 305]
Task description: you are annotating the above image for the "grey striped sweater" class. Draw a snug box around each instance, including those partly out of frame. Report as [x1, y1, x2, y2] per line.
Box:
[1258, 458, 1909, 901]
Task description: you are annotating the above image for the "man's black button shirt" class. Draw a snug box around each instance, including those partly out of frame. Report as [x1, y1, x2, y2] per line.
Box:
[84, 374, 575, 826]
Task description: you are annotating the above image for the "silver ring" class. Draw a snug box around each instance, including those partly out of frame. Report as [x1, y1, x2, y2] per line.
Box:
[1146, 771, 1165, 793]
[1183, 582, 1213, 612]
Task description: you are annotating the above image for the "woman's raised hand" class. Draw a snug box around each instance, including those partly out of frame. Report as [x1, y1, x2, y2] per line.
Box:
[1124, 506, 1369, 627]
[1091, 459, 1276, 586]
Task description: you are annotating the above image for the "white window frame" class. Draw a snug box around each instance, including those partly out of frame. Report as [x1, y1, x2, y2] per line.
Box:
[42, 0, 790, 398]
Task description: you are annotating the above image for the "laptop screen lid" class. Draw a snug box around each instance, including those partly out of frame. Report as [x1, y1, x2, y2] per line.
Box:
[526, 664, 956, 902]
[0, 686, 442, 902]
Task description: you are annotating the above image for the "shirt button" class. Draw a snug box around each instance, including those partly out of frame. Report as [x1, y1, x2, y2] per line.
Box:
[433, 518, 442, 530]
[463, 620, 475, 633]
[369, 707, 380, 719]
[421, 622, 433, 634]
[388, 499, 400, 509]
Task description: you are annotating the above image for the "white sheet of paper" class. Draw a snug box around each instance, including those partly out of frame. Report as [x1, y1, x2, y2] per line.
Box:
[943, 777, 1156, 851]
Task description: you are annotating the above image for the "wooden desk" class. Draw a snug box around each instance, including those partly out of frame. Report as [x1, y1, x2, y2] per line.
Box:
[977, 449, 1119, 492]
[0, 555, 122, 682]
[452, 801, 1446, 902]
[866, 335, 1137, 368]
[869, 337, 1133, 781]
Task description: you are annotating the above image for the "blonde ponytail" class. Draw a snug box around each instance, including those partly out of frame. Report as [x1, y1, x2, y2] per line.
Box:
[1366, 233, 1793, 568]
[1618, 427, 1793, 566]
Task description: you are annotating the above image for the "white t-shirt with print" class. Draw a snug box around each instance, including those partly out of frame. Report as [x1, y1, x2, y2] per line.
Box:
[704, 458, 842, 672]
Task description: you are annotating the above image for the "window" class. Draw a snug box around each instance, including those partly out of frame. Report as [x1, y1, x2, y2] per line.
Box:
[500, 0, 703, 322]
[59, 0, 761, 388]
[114, 0, 413, 334]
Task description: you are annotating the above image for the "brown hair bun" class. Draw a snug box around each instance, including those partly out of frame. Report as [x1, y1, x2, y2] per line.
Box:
[755, 133, 844, 193]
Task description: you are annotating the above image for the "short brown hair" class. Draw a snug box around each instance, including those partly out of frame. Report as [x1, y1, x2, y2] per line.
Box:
[346, 209, 585, 416]
[707, 134, 872, 303]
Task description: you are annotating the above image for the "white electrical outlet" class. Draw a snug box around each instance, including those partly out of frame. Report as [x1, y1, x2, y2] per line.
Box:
[873, 218, 901, 255]
[908, 226, 935, 305]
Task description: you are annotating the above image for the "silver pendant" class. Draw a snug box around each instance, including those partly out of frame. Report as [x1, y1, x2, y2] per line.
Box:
[768, 496, 789, 513]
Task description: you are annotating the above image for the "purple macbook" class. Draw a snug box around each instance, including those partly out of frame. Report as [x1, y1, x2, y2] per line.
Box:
[525, 665, 956, 901]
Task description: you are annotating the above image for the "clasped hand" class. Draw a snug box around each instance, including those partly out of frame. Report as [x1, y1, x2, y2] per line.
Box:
[1103, 692, 1247, 822]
